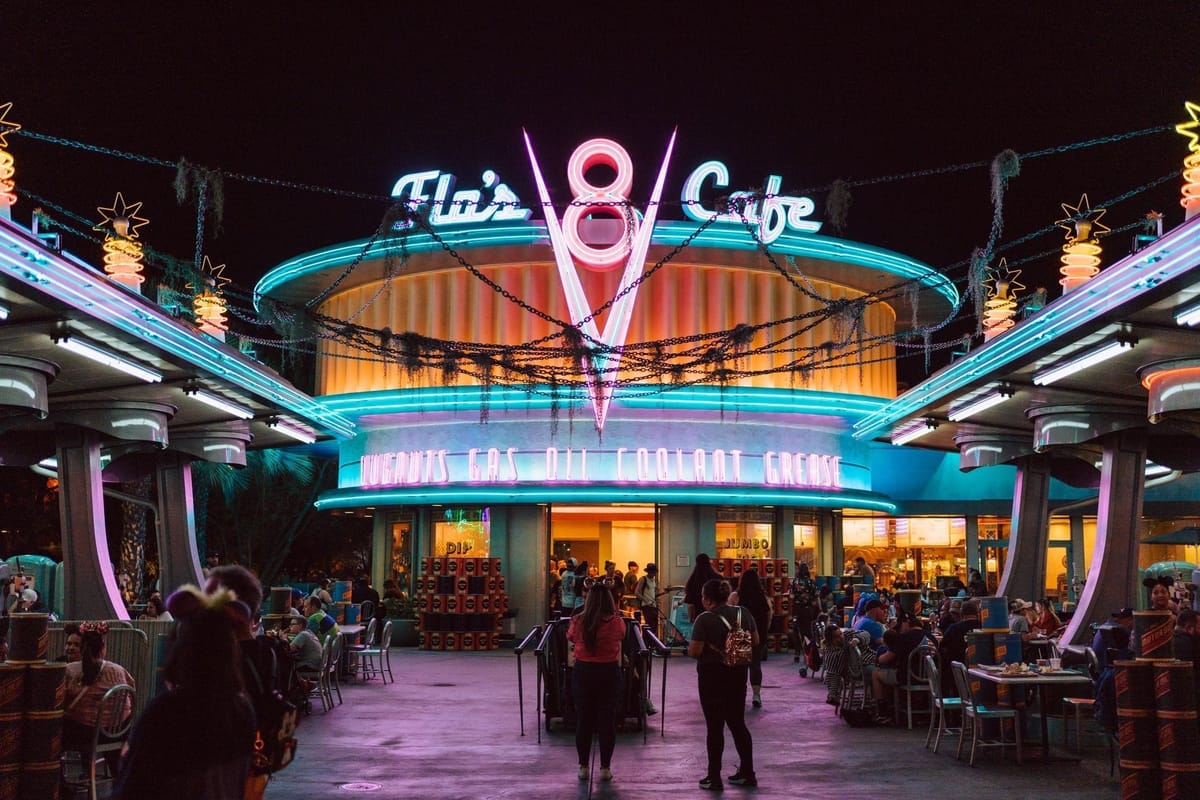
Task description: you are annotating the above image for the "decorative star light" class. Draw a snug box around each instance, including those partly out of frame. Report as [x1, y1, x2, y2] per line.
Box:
[0, 102, 19, 148]
[94, 192, 150, 239]
[1056, 194, 1108, 294]
[190, 255, 231, 336]
[982, 258, 1024, 340]
[1176, 101, 1200, 218]
[0, 103, 19, 212]
[1055, 194, 1109, 242]
[94, 192, 149, 289]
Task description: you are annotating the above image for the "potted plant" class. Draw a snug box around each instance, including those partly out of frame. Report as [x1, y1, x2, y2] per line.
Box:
[385, 595, 420, 647]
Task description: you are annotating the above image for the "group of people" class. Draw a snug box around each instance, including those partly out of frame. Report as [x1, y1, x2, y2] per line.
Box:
[551, 557, 665, 635]
[564, 552, 761, 791]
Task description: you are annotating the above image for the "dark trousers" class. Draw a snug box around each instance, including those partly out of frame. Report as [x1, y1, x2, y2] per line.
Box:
[572, 661, 622, 768]
[641, 605, 660, 638]
[697, 663, 754, 778]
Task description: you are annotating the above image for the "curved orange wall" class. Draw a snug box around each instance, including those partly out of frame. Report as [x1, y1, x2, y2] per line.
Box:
[316, 259, 897, 398]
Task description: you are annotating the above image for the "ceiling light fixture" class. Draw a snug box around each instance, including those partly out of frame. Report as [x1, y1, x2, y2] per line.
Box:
[1174, 301, 1200, 327]
[268, 417, 316, 444]
[947, 384, 1015, 422]
[185, 385, 254, 420]
[1032, 339, 1134, 386]
[0, 303, 8, 321]
[53, 334, 162, 383]
[891, 417, 938, 446]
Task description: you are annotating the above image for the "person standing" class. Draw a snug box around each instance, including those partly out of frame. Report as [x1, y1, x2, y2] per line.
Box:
[684, 554, 721, 623]
[566, 584, 626, 783]
[635, 563, 662, 636]
[622, 562, 640, 611]
[112, 587, 257, 799]
[734, 568, 771, 708]
[689, 578, 758, 790]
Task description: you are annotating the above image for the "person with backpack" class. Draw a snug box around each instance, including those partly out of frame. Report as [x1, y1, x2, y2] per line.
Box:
[112, 585, 257, 799]
[206, 565, 301, 800]
[730, 568, 771, 708]
[688, 578, 759, 791]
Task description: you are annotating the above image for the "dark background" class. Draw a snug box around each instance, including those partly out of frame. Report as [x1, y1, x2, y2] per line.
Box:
[2, 3, 1198, 383]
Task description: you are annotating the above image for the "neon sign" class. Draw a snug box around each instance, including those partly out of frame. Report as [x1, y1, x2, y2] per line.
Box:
[681, 160, 821, 242]
[390, 169, 531, 227]
[359, 445, 841, 490]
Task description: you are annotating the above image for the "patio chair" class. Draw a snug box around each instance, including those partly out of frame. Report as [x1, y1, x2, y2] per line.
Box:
[1062, 646, 1114, 772]
[307, 643, 334, 712]
[325, 634, 344, 707]
[951, 660, 1022, 766]
[61, 683, 136, 800]
[838, 640, 868, 716]
[358, 620, 395, 684]
[923, 653, 962, 753]
[894, 643, 934, 729]
[345, 617, 377, 678]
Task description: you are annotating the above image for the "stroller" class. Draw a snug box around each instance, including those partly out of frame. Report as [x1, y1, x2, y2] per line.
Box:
[658, 586, 690, 648]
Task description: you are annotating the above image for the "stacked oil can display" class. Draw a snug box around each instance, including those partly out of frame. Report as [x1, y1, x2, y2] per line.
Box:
[415, 558, 508, 650]
[712, 558, 792, 652]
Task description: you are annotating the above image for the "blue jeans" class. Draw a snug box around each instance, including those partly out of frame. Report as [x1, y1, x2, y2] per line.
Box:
[572, 661, 622, 768]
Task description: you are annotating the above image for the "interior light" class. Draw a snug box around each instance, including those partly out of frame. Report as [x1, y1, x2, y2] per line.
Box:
[53, 334, 162, 383]
[268, 417, 316, 444]
[891, 418, 938, 446]
[0, 303, 8, 321]
[1174, 301, 1200, 327]
[185, 386, 254, 420]
[947, 385, 1014, 422]
[1032, 339, 1134, 386]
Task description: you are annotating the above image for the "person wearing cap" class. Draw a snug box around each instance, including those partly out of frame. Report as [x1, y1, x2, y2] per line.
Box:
[638, 566, 667, 642]
[852, 598, 887, 648]
[561, 558, 585, 612]
[285, 613, 324, 672]
[938, 598, 981, 695]
[1008, 599, 1035, 639]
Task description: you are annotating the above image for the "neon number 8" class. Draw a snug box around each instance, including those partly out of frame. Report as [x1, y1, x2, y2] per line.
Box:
[562, 138, 637, 271]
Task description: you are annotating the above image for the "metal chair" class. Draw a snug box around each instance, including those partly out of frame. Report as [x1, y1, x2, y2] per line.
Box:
[359, 600, 375, 624]
[309, 642, 335, 711]
[923, 653, 962, 753]
[345, 617, 378, 678]
[951, 661, 1022, 766]
[838, 640, 868, 716]
[894, 644, 934, 729]
[324, 634, 344, 706]
[358, 620, 395, 684]
[1061, 646, 1114, 772]
[61, 683, 136, 800]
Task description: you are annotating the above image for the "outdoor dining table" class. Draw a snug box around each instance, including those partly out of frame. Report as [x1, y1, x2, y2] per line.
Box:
[968, 665, 1093, 761]
[338, 624, 365, 677]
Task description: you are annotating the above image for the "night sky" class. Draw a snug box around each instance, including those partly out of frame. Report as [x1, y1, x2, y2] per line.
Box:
[3, 4, 1198, 381]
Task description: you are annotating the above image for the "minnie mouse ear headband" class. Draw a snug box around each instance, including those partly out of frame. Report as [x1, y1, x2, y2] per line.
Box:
[78, 621, 109, 635]
[166, 584, 253, 626]
[1143, 575, 1175, 589]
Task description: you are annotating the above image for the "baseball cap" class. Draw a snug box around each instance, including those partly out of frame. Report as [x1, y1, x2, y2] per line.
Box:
[20, 589, 37, 603]
[1112, 607, 1134, 619]
[645, 563, 658, 574]
[863, 599, 883, 613]
[566, 557, 578, 569]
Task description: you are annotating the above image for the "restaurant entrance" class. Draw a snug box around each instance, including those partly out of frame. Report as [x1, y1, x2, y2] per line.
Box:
[549, 504, 658, 579]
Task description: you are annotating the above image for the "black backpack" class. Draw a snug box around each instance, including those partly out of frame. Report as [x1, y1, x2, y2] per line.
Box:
[244, 638, 301, 775]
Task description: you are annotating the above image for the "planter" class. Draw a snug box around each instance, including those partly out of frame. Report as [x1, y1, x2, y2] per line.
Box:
[391, 617, 419, 647]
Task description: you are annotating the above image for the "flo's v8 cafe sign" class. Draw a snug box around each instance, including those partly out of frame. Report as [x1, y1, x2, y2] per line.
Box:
[389, 135, 823, 246]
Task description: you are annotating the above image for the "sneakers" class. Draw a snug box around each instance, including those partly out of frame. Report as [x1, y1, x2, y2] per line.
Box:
[699, 775, 723, 791]
[600, 767, 613, 782]
[799, 667, 807, 677]
[578, 765, 588, 781]
[751, 692, 762, 708]
[729, 771, 758, 787]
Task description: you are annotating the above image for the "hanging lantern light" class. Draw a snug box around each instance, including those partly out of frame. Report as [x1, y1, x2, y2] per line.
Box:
[982, 258, 1024, 340]
[1056, 194, 1109, 294]
[190, 255, 230, 337]
[94, 192, 149, 289]
[1175, 101, 1200, 220]
[0, 102, 19, 217]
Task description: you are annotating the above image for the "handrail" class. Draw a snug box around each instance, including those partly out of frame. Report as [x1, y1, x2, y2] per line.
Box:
[630, 621, 650, 659]
[515, 625, 541, 655]
[513, 625, 541, 736]
[643, 628, 671, 656]
[533, 620, 559, 655]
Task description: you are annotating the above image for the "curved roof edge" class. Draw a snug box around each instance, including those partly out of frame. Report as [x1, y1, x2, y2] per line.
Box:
[255, 221, 957, 325]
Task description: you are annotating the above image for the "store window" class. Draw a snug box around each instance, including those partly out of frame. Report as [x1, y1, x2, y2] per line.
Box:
[793, 510, 819, 571]
[842, 515, 969, 591]
[716, 508, 773, 560]
[434, 507, 492, 558]
[390, 515, 413, 595]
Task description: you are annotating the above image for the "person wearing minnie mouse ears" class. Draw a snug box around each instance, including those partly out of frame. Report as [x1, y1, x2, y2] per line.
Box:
[112, 585, 257, 799]
[1145, 574, 1178, 616]
[63, 621, 136, 774]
